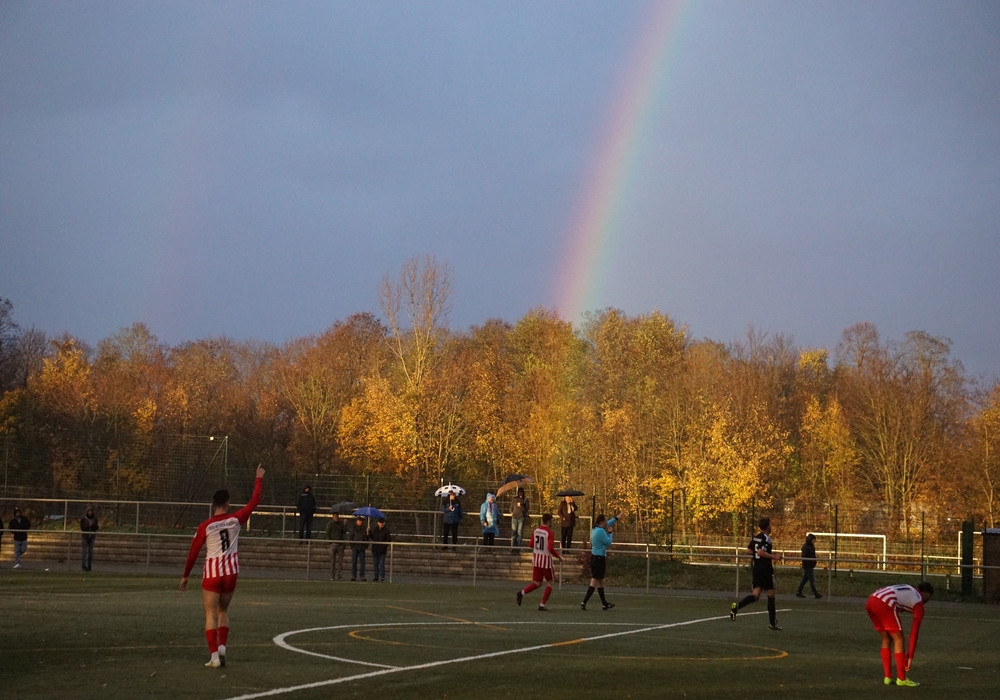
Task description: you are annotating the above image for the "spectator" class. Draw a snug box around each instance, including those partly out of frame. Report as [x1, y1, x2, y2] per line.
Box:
[866, 582, 933, 687]
[442, 492, 463, 549]
[9, 507, 30, 569]
[510, 487, 530, 551]
[369, 516, 391, 582]
[480, 493, 500, 546]
[326, 511, 348, 581]
[557, 495, 577, 550]
[296, 484, 317, 540]
[349, 515, 368, 581]
[80, 506, 99, 571]
[796, 533, 822, 599]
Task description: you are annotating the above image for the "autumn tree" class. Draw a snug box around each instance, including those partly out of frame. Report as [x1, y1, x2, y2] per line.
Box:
[967, 382, 1000, 527]
[505, 307, 586, 501]
[281, 313, 386, 474]
[342, 256, 458, 484]
[581, 309, 686, 536]
[837, 323, 966, 536]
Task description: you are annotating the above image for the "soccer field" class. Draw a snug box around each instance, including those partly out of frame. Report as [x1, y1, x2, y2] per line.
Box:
[2, 571, 997, 699]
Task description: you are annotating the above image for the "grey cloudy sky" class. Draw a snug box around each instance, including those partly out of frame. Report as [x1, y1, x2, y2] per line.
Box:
[2, 1, 998, 377]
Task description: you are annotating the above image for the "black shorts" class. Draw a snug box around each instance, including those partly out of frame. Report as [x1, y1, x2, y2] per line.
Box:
[752, 566, 775, 590]
[590, 554, 607, 580]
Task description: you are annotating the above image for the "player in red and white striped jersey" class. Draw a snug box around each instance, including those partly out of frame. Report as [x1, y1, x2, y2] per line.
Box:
[181, 465, 265, 668]
[515, 513, 561, 610]
[865, 581, 933, 687]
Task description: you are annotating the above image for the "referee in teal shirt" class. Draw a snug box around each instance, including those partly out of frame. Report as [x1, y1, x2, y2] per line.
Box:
[581, 513, 621, 610]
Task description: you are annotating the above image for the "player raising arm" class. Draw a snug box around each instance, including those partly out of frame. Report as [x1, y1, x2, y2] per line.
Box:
[181, 465, 265, 668]
[866, 581, 933, 687]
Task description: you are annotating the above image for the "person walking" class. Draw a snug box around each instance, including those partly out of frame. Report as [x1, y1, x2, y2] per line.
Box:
[369, 516, 391, 582]
[441, 492, 463, 548]
[510, 487, 529, 551]
[516, 513, 561, 611]
[349, 515, 369, 581]
[480, 493, 500, 546]
[9, 507, 30, 569]
[296, 484, 317, 540]
[581, 512, 621, 610]
[866, 582, 933, 687]
[180, 465, 265, 669]
[557, 495, 577, 550]
[326, 511, 347, 580]
[80, 506, 99, 571]
[730, 517, 784, 630]
[796, 533, 822, 599]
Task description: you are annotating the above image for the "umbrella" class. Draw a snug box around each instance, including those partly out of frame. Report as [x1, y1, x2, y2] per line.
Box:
[353, 506, 385, 519]
[496, 474, 533, 498]
[555, 489, 585, 497]
[331, 501, 358, 514]
[434, 483, 466, 497]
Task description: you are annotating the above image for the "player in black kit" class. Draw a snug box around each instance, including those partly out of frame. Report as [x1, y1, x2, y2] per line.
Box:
[730, 517, 784, 630]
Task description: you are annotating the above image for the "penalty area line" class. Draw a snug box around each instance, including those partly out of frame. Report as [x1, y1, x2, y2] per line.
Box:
[224, 612, 750, 700]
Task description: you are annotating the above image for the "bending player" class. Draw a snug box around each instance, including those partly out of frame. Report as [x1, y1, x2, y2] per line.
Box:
[516, 512, 561, 611]
[866, 582, 933, 687]
[181, 465, 265, 668]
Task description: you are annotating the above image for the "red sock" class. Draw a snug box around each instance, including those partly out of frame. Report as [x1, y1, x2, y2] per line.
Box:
[894, 652, 907, 680]
[523, 582, 539, 595]
[218, 626, 229, 647]
[205, 628, 219, 654]
[541, 585, 552, 604]
[880, 648, 891, 677]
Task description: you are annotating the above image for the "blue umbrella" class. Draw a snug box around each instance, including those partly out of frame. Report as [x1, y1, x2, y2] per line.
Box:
[353, 506, 385, 519]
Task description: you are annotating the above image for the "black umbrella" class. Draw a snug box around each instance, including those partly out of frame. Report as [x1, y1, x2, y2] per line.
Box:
[555, 489, 585, 497]
[331, 501, 358, 514]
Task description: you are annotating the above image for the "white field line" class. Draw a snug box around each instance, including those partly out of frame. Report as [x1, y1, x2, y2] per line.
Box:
[224, 610, 781, 700]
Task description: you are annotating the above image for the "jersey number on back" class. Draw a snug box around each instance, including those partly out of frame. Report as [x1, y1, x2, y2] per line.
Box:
[219, 529, 231, 552]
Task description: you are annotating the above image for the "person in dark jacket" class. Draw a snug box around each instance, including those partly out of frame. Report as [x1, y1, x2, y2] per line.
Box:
[557, 496, 577, 550]
[796, 533, 822, 598]
[9, 507, 30, 568]
[510, 487, 530, 551]
[349, 516, 369, 581]
[80, 506, 99, 571]
[441, 493, 463, 548]
[297, 484, 317, 539]
[369, 516, 391, 582]
[326, 511, 348, 580]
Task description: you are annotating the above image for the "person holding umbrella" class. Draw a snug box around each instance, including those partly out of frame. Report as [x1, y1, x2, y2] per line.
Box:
[441, 492, 463, 548]
[510, 487, 530, 551]
[557, 494, 578, 550]
[349, 515, 369, 581]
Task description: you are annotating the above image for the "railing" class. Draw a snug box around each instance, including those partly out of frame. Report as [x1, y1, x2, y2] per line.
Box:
[7, 528, 994, 600]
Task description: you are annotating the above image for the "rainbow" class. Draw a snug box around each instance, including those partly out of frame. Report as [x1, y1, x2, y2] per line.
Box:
[553, 0, 689, 323]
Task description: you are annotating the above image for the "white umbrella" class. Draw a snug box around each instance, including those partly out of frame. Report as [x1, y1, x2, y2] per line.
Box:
[434, 483, 466, 497]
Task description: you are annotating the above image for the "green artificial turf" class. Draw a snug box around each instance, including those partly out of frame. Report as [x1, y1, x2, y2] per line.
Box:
[1, 571, 996, 699]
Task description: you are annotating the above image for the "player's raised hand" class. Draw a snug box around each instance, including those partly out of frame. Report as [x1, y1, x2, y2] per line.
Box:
[256, 464, 266, 479]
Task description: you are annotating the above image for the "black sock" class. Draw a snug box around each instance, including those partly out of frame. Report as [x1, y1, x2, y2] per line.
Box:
[767, 596, 776, 625]
[583, 586, 594, 603]
[598, 587, 608, 604]
[738, 594, 757, 609]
